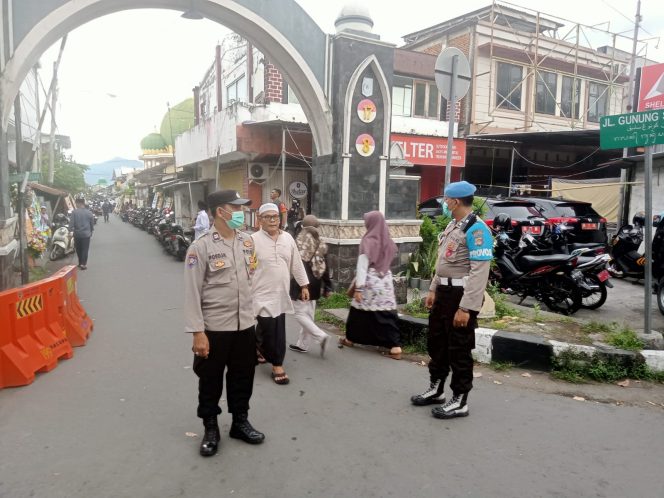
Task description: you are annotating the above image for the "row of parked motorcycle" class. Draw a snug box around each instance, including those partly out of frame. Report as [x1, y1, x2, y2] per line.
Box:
[120, 207, 194, 261]
[489, 211, 664, 316]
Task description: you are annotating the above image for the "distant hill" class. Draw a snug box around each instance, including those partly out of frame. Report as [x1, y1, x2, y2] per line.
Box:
[85, 157, 143, 185]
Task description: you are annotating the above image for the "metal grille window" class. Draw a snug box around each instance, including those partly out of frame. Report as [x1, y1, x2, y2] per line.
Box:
[561, 76, 581, 119]
[588, 82, 608, 123]
[496, 62, 523, 111]
[535, 70, 557, 115]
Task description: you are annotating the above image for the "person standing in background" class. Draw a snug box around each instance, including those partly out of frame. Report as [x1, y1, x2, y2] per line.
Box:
[69, 197, 95, 270]
[269, 188, 288, 230]
[193, 200, 210, 240]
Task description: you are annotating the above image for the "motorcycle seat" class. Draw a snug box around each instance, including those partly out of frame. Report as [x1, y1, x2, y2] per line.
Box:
[518, 254, 574, 270]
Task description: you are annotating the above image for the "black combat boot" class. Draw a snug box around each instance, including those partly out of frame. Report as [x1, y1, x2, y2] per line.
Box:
[410, 378, 445, 406]
[199, 416, 220, 457]
[229, 413, 265, 444]
[432, 393, 469, 419]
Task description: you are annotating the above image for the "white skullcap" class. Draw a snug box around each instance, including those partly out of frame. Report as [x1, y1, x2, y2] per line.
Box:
[259, 203, 279, 215]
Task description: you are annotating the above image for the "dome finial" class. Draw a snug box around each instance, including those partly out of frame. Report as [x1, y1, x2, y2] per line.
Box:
[335, 3, 374, 35]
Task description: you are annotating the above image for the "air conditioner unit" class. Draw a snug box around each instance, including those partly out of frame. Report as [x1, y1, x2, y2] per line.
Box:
[248, 163, 269, 182]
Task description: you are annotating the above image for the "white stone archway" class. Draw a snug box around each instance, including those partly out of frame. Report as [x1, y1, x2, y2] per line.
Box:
[0, 0, 333, 155]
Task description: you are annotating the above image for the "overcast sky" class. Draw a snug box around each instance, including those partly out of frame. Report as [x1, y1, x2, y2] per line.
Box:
[36, 0, 664, 167]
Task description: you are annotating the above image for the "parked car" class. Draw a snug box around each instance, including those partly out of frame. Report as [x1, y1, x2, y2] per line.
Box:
[417, 196, 548, 241]
[515, 197, 608, 247]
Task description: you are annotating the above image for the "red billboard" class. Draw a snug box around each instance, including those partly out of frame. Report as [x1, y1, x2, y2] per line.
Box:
[638, 62, 664, 111]
[391, 133, 466, 167]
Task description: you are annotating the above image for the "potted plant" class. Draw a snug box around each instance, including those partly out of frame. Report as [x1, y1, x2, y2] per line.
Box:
[392, 271, 408, 305]
[418, 240, 438, 292]
[408, 259, 420, 289]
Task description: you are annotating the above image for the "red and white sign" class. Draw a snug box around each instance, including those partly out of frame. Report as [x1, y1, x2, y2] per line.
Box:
[391, 133, 466, 167]
[638, 62, 664, 111]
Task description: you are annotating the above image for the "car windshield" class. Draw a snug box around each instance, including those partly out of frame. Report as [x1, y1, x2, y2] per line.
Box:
[552, 203, 600, 218]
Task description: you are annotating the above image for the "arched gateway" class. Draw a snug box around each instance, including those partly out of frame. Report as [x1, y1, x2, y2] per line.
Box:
[0, 1, 422, 289]
[0, 0, 332, 155]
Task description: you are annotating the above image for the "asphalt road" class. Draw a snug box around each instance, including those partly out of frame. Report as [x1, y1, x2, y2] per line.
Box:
[1, 217, 663, 498]
[507, 274, 664, 331]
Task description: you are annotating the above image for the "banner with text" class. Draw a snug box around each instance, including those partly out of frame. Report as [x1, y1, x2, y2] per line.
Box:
[391, 134, 466, 167]
[638, 63, 664, 112]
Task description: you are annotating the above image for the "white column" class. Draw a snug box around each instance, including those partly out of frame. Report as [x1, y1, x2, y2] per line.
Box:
[341, 154, 351, 220]
[379, 156, 387, 214]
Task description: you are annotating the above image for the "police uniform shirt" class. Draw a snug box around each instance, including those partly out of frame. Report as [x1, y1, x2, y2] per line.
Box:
[183, 226, 257, 332]
[430, 215, 493, 311]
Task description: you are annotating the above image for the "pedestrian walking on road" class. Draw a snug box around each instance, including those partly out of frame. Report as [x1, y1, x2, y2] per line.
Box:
[193, 200, 210, 240]
[69, 197, 95, 270]
[288, 215, 332, 357]
[410, 181, 492, 419]
[102, 200, 112, 223]
[339, 211, 402, 359]
[184, 189, 265, 457]
[251, 203, 309, 385]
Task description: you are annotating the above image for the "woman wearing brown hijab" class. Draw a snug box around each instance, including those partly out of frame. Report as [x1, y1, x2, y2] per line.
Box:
[340, 211, 402, 359]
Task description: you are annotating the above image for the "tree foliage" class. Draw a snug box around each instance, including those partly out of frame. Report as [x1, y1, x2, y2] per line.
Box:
[41, 150, 89, 195]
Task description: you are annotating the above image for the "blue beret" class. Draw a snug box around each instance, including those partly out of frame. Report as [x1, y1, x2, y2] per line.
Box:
[444, 181, 476, 198]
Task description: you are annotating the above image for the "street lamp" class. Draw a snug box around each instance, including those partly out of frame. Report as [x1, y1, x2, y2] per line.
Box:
[181, 0, 204, 20]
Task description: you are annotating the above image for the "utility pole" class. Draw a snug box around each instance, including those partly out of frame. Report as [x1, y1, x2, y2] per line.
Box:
[619, 0, 641, 226]
[15, 94, 29, 284]
[48, 61, 58, 184]
[33, 65, 40, 173]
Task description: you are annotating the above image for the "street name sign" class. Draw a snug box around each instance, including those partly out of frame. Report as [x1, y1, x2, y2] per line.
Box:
[599, 109, 664, 337]
[599, 110, 664, 149]
[9, 172, 40, 183]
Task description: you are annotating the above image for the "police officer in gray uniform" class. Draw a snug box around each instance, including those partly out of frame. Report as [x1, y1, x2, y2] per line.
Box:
[184, 189, 265, 457]
[411, 181, 493, 419]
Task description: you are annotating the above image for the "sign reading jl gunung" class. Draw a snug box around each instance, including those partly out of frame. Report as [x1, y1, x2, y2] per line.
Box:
[599, 110, 664, 150]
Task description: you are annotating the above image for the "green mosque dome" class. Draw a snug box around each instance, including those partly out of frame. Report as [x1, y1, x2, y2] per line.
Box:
[140, 132, 167, 151]
[160, 98, 195, 147]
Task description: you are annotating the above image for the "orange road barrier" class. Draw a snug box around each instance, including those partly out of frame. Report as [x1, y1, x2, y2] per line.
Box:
[0, 276, 73, 388]
[52, 266, 94, 347]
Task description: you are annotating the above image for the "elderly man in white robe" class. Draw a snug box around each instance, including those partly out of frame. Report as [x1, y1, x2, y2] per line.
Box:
[251, 203, 309, 385]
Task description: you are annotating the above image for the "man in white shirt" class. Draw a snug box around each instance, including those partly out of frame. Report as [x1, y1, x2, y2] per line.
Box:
[251, 203, 309, 385]
[193, 200, 210, 240]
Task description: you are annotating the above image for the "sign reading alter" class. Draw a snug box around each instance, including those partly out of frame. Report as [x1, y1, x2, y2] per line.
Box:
[599, 110, 664, 150]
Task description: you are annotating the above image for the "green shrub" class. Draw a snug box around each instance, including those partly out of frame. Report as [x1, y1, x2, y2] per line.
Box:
[318, 292, 351, 309]
[551, 349, 664, 383]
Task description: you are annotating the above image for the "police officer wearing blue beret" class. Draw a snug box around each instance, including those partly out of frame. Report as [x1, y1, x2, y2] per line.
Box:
[411, 181, 493, 419]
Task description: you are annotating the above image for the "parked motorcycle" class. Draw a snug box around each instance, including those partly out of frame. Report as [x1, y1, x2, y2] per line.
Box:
[490, 214, 584, 315]
[49, 213, 75, 261]
[608, 213, 646, 279]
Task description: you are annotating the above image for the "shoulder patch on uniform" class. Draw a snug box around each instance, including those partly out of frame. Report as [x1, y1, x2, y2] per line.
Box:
[187, 254, 198, 267]
[467, 223, 493, 261]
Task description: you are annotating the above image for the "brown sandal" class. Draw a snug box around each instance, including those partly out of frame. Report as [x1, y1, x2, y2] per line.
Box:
[338, 337, 354, 348]
[271, 372, 290, 385]
[383, 352, 402, 360]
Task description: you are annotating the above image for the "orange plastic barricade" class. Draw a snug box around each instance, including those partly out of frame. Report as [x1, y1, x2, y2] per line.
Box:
[52, 265, 93, 347]
[0, 276, 73, 388]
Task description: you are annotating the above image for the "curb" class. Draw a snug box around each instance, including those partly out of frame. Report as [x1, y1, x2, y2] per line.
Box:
[323, 309, 664, 373]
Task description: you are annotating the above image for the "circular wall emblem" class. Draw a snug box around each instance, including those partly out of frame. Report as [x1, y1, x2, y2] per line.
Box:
[355, 134, 375, 157]
[357, 99, 377, 123]
[288, 181, 308, 199]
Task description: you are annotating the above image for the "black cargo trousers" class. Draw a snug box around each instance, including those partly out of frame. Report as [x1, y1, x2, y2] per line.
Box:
[427, 285, 478, 395]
